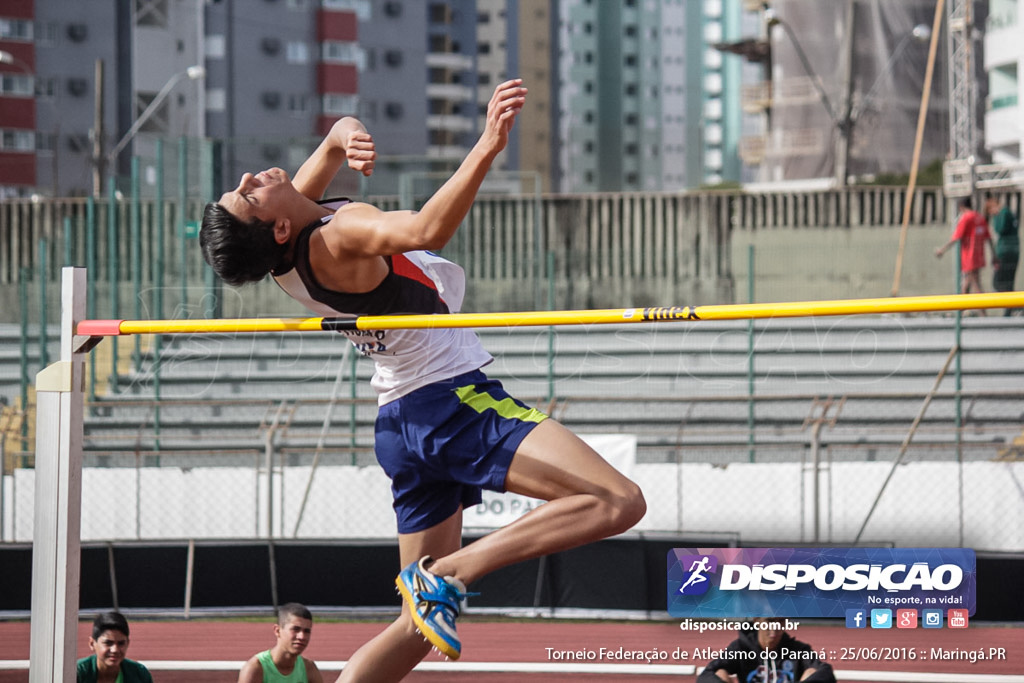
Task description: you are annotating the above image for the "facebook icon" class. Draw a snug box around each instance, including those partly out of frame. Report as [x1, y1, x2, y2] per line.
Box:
[846, 609, 867, 629]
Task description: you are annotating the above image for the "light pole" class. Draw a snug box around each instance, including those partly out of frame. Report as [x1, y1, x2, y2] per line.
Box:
[107, 65, 205, 181]
[765, 6, 931, 186]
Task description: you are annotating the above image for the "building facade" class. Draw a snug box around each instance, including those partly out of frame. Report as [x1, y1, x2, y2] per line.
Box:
[554, 0, 744, 193]
[984, 0, 1021, 165]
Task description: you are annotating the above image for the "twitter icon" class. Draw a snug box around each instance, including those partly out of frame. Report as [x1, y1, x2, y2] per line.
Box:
[871, 609, 892, 629]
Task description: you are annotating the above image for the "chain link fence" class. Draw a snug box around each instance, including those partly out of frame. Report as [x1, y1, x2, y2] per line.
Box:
[4, 315, 1022, 551]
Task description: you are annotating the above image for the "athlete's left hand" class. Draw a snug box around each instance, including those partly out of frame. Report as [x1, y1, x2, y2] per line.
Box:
[345, 130, 376, 177]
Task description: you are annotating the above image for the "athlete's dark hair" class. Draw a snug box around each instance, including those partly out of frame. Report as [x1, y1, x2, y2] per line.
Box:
[92, 611, 130, 639]
[200, 202, 286, 286]
[959, 196, 972, 210]
[277, 602, 313, 625]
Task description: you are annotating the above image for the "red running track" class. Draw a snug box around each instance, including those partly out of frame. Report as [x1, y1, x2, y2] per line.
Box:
[1, 618, 1021, 682]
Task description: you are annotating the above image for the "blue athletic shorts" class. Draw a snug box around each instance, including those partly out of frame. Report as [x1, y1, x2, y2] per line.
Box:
[374, 369, 547, 534]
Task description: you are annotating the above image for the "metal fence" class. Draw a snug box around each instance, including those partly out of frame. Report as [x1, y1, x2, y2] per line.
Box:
[7, 182, 1000, 324]
[4, 315, 1022, 552]
[3, 159, 1023, 551]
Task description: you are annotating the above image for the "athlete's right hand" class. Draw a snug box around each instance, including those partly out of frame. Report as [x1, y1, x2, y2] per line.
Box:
[479, 79, 527, 156]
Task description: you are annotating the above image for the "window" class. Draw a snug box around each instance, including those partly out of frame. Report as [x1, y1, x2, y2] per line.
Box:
[35, 132, 56, 153]
[35, 76, 57, 99]
[0, 129, 35, 151]
[134, 0, 168, 28]
[66, 23, 87, 42]
[207, 34, 226, 59]
[429, 129, 457, 146]
[0, 74, 33, 97]
[261, 91, 282, 110]
[323, 93, 358, 115]
[288, 94, 310, 115]
[428, 3, 452, 23]
[323, 41, 365, 68]
[286, 41, 309, 64]
[35, 21, 59, 45]
[429, 34, 451, 52]
[262, 37, 282, 55]
[206, 88, 226, 112]
[323, 0, 370, 19]
[1, 18, 35, 39]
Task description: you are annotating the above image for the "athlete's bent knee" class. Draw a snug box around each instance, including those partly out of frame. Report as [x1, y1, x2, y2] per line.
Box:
[607, 482, 646, 534]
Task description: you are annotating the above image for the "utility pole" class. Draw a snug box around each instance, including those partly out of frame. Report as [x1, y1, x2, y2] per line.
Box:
[834, 0, 857, 188]
[91, 59, 105, 198]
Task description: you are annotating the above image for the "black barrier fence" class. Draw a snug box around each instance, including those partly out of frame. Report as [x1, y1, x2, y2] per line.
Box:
[0, 539, 1021, 622]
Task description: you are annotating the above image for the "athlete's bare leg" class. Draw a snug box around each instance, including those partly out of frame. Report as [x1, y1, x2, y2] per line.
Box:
[335, 419, 646, 683]
[334, 510, 463, 683]
[428, 419, 646, 585]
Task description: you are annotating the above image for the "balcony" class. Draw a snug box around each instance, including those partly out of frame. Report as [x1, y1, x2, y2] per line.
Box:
[425, 52, 473, 70]
[985, 94, 1021, 149]
[425, 83, 473, 102]
[426, 114, 473, 132]
[741, 82, 772, 113]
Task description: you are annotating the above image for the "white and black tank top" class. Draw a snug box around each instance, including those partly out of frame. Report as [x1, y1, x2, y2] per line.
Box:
[272, 199, 493, 404]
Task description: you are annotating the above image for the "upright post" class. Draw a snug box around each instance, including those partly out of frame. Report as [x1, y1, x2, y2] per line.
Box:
[747, 244, 756, 463]
[107, 182, 120, 393]
[131, 156, 142, 371]
[154, 139, 164, 446]
[179, 137, 189, 312]
[86, 197, 97, 403]
[29, 267, 88, 683]
[40, 239, 50, 368]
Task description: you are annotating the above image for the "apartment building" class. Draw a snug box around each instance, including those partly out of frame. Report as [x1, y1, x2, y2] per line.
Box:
[984, 0, 1021, 165]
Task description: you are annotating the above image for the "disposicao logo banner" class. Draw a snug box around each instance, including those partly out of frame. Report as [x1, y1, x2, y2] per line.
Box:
[667, 547, 976, 618]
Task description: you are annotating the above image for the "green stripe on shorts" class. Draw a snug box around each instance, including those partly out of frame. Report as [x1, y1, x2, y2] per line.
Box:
[454, 385, 547, 423]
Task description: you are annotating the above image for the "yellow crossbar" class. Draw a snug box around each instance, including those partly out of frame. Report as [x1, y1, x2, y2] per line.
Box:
[76, 291, 1024, 337]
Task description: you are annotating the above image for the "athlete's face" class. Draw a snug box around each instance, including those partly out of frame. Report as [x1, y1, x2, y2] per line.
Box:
[219, 167, 294, 223]
[89, 629, 129, 673]
[275, 614, 313, 655]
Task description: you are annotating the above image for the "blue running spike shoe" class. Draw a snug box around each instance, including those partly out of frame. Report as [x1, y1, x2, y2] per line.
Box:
[396, 556, 476, 660]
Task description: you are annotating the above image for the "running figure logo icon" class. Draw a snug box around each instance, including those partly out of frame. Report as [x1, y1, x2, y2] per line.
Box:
[677, 555, 718, 595]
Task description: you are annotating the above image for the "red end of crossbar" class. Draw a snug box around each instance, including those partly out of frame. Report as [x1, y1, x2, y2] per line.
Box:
[77, 320, 124, 336]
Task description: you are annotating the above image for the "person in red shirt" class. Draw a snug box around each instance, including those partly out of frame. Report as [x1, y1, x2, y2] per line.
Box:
[936, 196, 997, 297]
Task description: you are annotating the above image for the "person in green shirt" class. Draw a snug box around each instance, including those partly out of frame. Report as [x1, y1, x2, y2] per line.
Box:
[76, 611, 153, 683]
[238, 603, 324, 683]
[986, 192, 1020, 315]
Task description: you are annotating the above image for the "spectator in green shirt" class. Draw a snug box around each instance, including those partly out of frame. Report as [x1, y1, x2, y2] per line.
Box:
[76, 611, 153, 683]
[986, 192, 1020, 315]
